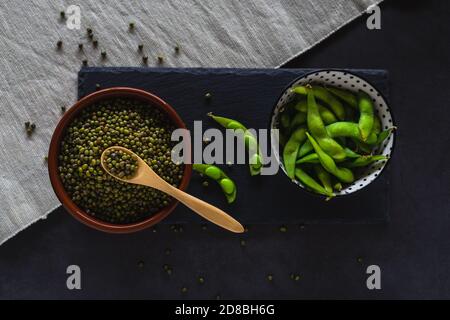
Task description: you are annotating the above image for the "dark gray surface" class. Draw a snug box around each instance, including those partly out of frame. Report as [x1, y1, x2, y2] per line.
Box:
[1, 0, 450, 299]
[78, 67, 390, 224]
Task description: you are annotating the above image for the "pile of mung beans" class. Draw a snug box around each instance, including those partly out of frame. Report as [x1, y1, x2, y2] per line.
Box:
[58, 98, 184, 224]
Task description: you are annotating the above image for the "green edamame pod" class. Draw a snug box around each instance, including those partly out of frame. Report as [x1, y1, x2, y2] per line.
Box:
[306, 87, 346, 161]
[294, 167, 334, 198]
[297, 139, 363, 161]
[352, 138, 372, 154]
[372, 116, 381, 135]
[244, 132, 263, 175]
[193, 164, 237, 203]
[376, 127, 396, 145]
[294, 100, 338, 125]
[344, 147, 361, 159]
[345, 155, 388, 168]
[280, 113, 291, 129]
[208, 113, 263, 176]
[357, 91, 375, 141]
[283, 127, 307, 179]
[306, 132, 354, 183]
[333, 181, 343, 191]
[208, 113, 246, 131]
[296, 153, 319, 164]
[326, 122, 377, 144]
[289, 112, 307, 130]
[327, 87, 358, 109]
[293, 85, 346, 120]
[314, 165, 333, 194]
[297, 140, 314, 158]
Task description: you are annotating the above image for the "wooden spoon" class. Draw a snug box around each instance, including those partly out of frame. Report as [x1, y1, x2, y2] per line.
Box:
[100, 146, 244, 233]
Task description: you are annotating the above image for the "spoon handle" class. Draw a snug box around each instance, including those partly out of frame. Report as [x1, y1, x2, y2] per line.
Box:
[160, 184, 244, 233]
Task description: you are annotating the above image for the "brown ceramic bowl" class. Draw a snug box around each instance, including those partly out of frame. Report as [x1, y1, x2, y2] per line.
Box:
[48, 87, 192, 233]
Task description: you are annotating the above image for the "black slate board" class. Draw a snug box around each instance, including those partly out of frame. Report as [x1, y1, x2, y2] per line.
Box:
[78, 67, 390, 224]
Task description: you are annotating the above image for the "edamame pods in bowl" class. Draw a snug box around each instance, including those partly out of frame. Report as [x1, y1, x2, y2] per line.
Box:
[270, 70, 396, 198]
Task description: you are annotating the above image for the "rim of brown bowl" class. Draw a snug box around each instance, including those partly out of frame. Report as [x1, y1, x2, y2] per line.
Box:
[48, 87, 192, 233]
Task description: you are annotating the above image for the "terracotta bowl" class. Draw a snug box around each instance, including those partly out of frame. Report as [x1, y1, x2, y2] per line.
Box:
[48, 87, 192, 233]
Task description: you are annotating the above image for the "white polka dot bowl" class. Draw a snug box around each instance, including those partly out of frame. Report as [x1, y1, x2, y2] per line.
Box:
[270, 70, 396, 197]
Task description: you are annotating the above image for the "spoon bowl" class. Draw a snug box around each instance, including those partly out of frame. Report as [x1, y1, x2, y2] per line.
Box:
[101, 146, 244, 233]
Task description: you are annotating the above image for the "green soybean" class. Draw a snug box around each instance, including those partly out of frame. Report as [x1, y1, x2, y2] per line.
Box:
[294, 100, 338, 125]
[193, 164, 237, 203]
[208, 113, 263, 176]
[333, 181, 343, 191]
[353, 139, 373, 154]
[357, 91, 375, 141]
[373, 116, 381, 135]
[345, 155, 388, 168]
[297, 147, 359, 164]
[289, 112, 307, 130]
[280, 113, 291, 129]
[327, 87, 358, 108]
[326, 122, 377, 144]
[344, 147, 361, 159]
[296, 153, 319, 164]
[306, 87, 346, 161]
[294, 167, 334, 197]
[376, 127, 395, 145]
[314, 165, 333, 194]
[306, 132, 354, 183]
[283, 127, 307, 179]
[292, 85, 346, 120]
[297, 140, 314, 158]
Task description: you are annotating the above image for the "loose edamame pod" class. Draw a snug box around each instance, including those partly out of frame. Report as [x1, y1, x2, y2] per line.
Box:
[306, 132, 354, 183]
[344, 155, 388, 168]
[283, 127, 307, 179]
[294, 167, 334, 197]
[292, 85, 346, 120]
[306, 87, 346, 161]
[294, 100, 338, 125]
[193, 164, 237, 203]
[327, 87, 358, 109]
[208, 113, 263, 176]
[357, 91, 375, 141]
[314, 165, 333, 194]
